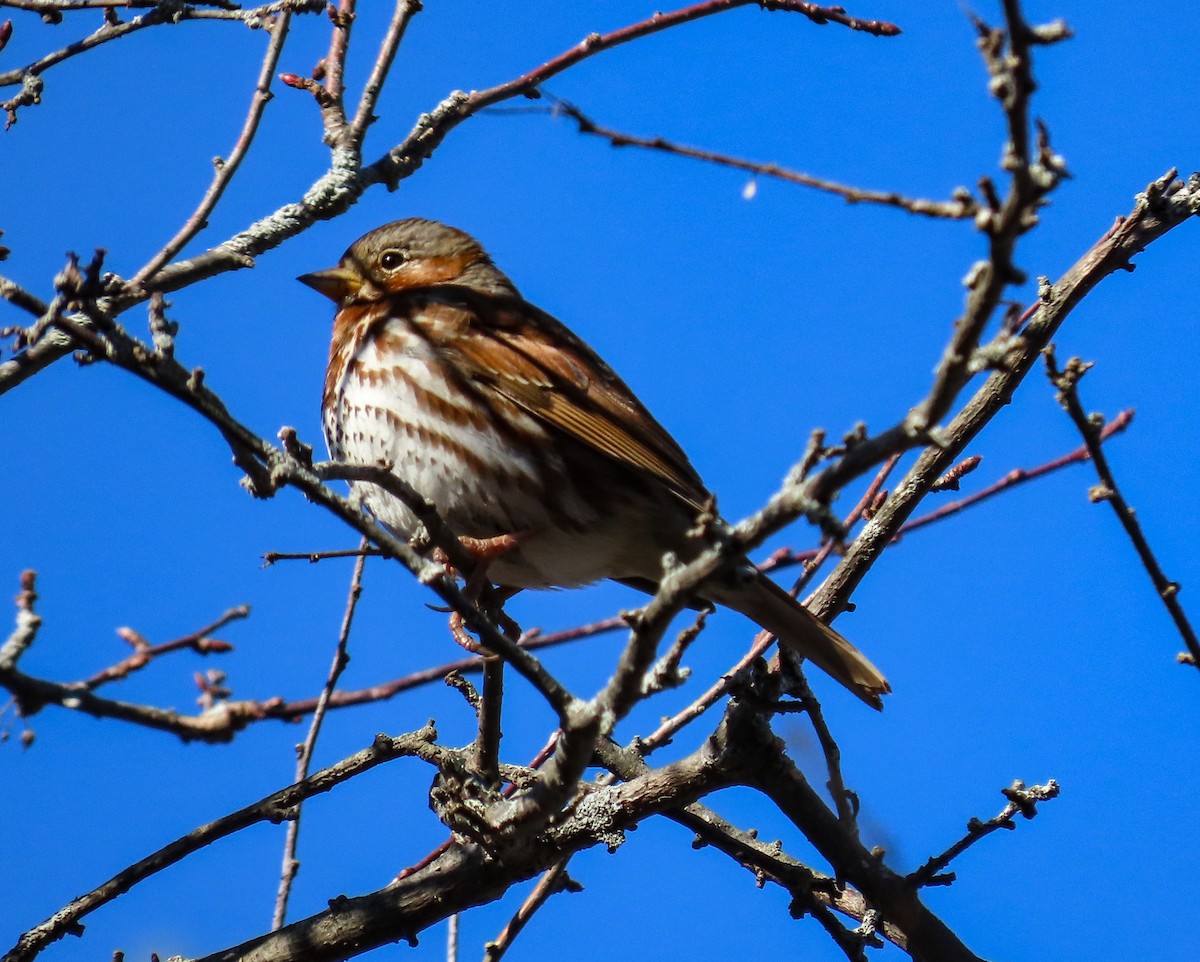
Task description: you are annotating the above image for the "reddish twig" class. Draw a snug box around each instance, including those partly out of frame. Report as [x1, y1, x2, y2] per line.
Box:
[0, 611, 622, 744]
[368, 0, 900, 189]
[80, 605, 248, 690]
[765, 409, 1135, 572]
[320, 0, 354, 110]
[901, 408, 1134, 537]
[475, 0, 901, 105]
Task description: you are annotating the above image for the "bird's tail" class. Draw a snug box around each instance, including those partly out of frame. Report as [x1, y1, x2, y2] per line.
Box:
[704, 572, 890, 710]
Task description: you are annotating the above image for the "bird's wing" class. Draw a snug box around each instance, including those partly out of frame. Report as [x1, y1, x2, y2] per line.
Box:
[419, 291, 710, 511]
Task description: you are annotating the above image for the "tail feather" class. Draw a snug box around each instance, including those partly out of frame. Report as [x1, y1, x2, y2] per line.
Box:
[705, 572, 890, 710]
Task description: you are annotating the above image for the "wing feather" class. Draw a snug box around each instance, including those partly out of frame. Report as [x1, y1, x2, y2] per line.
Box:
[416, 291, 709, 510]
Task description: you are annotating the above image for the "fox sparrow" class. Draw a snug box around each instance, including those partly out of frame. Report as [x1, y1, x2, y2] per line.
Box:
[300, 219, 889, 708]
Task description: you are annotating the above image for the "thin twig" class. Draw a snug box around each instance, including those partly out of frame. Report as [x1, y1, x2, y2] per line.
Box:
[446, 913, 458, 962]
[80, 605, 248, 690]
[483, 861, 575, 962]
[908, 779, 1060, 887]
[349, 0, 422, 143]
[4, 725, 445, 962]
[272, 541, 368, 930]
[0, 570, 40, 672]
[813, 169, 1197, 635]
[763, 409, 1134, 572]
[134, 10, 294, 285]
[0, 275, 48, 318]
[0, 615, 621, 743]
[367, 0, 899, 190]
[322, 0, 354, 106]
[546, 98, 974, 219]
[1045, 349, 1200, 668]
[262, 546, 384, 565]
[904, 5, 1070, 439]
[0, 1, 322, 93]
[897, 409, 1133, 538]
[783, 455, 900, 832]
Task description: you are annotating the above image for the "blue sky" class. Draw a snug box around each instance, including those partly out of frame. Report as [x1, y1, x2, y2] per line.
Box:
[2, 3, 1198, 961]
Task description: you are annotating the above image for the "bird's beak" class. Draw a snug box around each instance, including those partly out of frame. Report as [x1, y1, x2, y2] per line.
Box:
[297, 266, 362, 303]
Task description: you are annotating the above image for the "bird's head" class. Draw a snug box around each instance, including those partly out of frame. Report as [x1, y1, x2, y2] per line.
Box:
[298, 218, 517, 306]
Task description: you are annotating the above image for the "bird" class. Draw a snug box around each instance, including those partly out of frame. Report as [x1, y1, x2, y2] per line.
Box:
[299, 218, 890, 708]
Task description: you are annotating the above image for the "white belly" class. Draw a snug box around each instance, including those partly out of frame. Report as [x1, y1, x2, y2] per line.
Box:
[324, 318, 652, 588]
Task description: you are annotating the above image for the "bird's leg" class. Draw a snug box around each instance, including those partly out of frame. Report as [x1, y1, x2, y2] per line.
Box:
[450, 535, 524, 790]
[445, 532, 525, 652]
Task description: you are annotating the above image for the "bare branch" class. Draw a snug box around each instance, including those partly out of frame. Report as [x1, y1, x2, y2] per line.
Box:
[764, 407, 1135, 574]
[0, 2, 324, 126]
[483, 861, 578, 962]
[909, 779, 1061, 887]
[79, 605, 247, 690]
[1045, 348, 1200, 669]
[813, 169, 1200, 623]
[0, 0, 900, 396]
[3, 725, 444, 962]
[272, 541, 367, 930]
[349, 0, 422, 143]
[134, 10, 295, 284]
[0, 274, 47, 317]
[733, 709, 985, 962]
[546, 98, 975, 218]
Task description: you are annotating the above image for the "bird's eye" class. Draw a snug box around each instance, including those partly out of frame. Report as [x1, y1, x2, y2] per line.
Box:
[380, 250, 405, 271]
